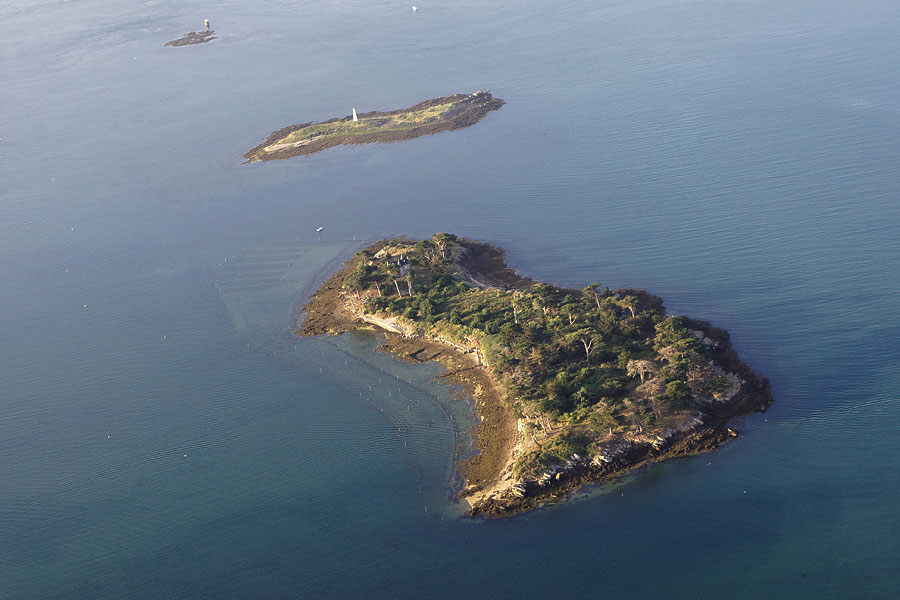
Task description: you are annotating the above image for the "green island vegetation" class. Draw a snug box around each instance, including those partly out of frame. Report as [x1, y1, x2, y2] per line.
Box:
[300, 234, 771, 516]
[244, 91, 504, 162]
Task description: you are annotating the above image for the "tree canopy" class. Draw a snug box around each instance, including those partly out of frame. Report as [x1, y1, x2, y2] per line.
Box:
[338, 235, 735, 475]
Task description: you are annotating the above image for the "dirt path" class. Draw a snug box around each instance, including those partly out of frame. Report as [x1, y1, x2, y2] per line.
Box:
[263, 135, 326, 153]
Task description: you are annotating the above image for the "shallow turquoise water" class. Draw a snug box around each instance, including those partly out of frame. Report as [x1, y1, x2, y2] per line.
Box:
[1, 0, 898, 597]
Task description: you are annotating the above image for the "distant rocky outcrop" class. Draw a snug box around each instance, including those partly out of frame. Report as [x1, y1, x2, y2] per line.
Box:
[165, 29, 216, 47]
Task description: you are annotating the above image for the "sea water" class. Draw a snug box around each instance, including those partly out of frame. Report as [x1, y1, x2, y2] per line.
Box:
[1, 0, 898, 597]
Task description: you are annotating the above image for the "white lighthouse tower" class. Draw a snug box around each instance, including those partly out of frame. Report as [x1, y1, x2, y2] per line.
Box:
[352, 108, 358, 122]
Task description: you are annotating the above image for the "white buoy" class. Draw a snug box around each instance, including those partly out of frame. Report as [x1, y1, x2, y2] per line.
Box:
[412, 6, 417, 12]
[352, 108, 358, 122]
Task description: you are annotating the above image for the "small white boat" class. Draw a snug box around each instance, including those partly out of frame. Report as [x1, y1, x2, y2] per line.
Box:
[316, 226, 324, 232]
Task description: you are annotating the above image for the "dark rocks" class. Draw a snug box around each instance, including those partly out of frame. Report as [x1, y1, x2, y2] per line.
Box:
[164, 30, 216, 47]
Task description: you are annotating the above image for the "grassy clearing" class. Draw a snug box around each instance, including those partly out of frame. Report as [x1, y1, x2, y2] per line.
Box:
[275, 101, 456, 145]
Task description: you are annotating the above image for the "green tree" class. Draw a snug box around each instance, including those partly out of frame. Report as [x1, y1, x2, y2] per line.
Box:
[626, 359, 657, 383]
[620, 295, 638, 318]
[432, 232, 457, 259]
[583, 282, 603, 310]
[567, 327, 596, 363]
[665, 380, 692, 408]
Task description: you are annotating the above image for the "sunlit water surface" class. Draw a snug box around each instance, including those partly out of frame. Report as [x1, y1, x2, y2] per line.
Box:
[1, 0, 898, 597]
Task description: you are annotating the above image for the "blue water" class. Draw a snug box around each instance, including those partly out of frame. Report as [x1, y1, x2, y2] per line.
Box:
[2, 0, 898, 597]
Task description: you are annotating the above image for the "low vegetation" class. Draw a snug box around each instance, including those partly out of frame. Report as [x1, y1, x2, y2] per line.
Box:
[276, 101, 458, 145]
[244, 91, 504, 162]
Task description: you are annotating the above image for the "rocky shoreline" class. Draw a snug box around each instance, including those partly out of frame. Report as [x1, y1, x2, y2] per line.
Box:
[295, 238, 772, 518]
[295, 241, 518, 497]
[469, 323, 771, 517]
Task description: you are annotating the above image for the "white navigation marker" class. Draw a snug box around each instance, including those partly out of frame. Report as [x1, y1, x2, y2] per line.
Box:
[352, 108, 358, 122]
[412, 6, 417, 12]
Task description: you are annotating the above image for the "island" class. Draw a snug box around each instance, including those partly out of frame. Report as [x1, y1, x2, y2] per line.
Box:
[244, 91, 504, 162]
[297, 234, 772, 517]
[164, 29, 215, 47]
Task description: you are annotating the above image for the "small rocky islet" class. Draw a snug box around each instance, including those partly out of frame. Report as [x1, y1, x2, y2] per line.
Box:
[164, 21, 216, 47]
[296, 234, 772, 517]
[244, 91, 504, 162]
